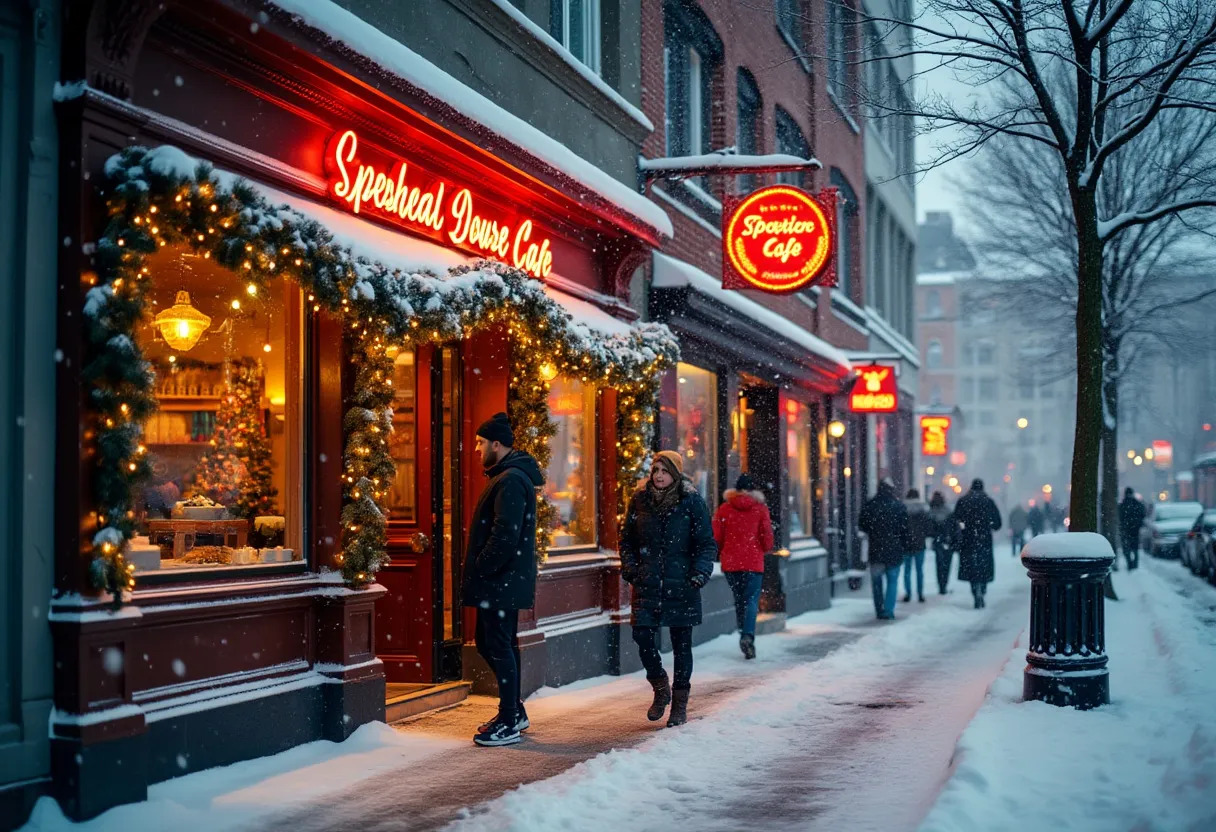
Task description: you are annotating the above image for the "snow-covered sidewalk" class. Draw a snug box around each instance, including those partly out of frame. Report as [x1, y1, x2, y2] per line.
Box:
[923, 557, 1216, 831]
[23, 561, 1031, 832]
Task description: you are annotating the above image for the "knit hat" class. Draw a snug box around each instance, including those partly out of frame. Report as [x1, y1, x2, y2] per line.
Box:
[735, 473, 757, 491]
[653, 450, 684, 478]
[971, 478, 985, 491]
[476, 412, 514, 447]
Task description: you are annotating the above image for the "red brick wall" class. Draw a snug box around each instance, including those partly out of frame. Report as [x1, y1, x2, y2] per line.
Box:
[641, 0, 869, 354]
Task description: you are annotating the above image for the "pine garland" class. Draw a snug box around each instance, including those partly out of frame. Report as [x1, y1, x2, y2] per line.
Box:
[88, 145, 678, 602]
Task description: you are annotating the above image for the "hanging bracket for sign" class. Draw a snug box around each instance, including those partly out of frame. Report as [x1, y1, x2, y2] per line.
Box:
[638, 149, 821, 192]
[722, 185, 838, 293]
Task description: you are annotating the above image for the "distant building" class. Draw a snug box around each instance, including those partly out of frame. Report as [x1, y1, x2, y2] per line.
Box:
[915, 213, 1075, 512]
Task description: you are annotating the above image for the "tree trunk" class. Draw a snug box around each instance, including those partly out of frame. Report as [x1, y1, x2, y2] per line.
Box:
[1070, 190, 1104, 534]
[1100, 351, 1119, 551]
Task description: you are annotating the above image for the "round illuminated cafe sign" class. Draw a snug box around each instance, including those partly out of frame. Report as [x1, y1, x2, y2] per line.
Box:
[722, 185, 834, 293]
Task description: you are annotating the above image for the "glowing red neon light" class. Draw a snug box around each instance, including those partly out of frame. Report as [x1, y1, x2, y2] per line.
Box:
[921, 416, 951, 457]
[326, 129, 554, 279]
[849, 365, 898, 413]
[722, 185, 836, 293]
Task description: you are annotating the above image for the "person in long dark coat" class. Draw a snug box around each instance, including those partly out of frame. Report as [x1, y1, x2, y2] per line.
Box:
[620, 450, 716, 727]
[1117, 488, 1146, 571]
[929, 491, 955, 595]
[462, 412, 545, 747]
[954, 478, 1002, 608]
[858, 480, 909, 620]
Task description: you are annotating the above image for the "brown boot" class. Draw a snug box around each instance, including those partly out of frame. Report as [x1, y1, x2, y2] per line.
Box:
[647, 674, 671, 721]
[667, 688, 690, 727]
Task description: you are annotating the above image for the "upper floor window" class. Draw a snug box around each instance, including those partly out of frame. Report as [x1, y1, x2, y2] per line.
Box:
[552, 0, 601, 73]
[977, 343, 995, 365]
[827, 0, 854, 107]
[925, 289, 942, 318]
[777, 0, 803, 50]
[736, 68, 762, 192]
[926, 340, 943, 369]
[830, 168, 859, 297]
[665, 2, 721, 159]
[776, 107, 809, 186]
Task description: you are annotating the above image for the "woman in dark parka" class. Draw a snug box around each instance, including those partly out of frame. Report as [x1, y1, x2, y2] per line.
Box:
[619, 450, 716, 727]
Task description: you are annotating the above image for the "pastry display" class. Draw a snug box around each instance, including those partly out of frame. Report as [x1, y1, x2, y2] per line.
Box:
[231, 546, 260, 565]
[177, 545, 233, 565]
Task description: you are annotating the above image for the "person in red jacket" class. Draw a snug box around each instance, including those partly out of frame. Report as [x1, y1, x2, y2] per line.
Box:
[713, 474, 774, 659]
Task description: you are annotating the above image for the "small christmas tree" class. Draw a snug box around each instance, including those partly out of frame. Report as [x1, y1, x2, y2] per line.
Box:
[189, 360, 278, 519]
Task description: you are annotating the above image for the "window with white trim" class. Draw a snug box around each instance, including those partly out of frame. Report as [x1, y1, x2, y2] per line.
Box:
[551, 0, 601, 73]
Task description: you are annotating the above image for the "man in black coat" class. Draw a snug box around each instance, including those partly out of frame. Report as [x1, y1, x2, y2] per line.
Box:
[858, 480, 909, 620]
[1118, 487, 1147, 571]
[954, 479, 1002, 608]
[462, 412, 544, 747]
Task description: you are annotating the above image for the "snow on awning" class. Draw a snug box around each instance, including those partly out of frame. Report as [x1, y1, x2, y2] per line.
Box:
[135, 146, 637, 340]
[652, 252, 851, 373]
[265, 0, 673, 242]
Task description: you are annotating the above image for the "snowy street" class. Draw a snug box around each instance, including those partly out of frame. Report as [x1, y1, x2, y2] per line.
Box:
[24, 555, 1029, 832]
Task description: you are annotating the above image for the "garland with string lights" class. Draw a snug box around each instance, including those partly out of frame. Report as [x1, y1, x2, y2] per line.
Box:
[87, 145, 677, 602]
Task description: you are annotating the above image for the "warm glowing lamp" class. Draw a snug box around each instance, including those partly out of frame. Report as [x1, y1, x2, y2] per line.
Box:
[1016, 417, 1029, 429]
[538, 362, 559, 382]
[827, 420, 846, 439]
[153, 291, 211, 351]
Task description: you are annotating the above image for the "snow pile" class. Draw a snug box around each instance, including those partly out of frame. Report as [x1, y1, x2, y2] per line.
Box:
[922, 560, 1216, 832]
[21, 723, 462, 832]
[1021, 531, 1114, 560]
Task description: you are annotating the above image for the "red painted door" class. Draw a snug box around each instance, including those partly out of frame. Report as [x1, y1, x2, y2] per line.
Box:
[375, 344, 464, 683]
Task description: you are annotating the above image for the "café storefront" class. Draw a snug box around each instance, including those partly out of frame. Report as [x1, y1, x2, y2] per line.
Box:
[51, 1, 674, 819]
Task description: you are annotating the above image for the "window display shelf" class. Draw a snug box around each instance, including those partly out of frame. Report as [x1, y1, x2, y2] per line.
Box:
[158, 395, 222, 412]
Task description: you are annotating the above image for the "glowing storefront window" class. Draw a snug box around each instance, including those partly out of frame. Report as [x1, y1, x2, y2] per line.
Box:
[676, 363, 718, 502]
[786, 399, 814, 538]
[546, 377, 598, 548]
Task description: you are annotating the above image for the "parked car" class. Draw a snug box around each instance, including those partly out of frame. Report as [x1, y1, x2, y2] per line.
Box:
[1181, 509, 1216, 581]
[1146, 502, 1204, 560]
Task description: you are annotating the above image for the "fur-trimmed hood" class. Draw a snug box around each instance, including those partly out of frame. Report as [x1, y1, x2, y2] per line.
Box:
[723, 489, 766, 508]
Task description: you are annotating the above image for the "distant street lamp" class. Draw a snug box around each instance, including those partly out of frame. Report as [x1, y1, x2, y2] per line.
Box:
[1126, 449, 1136, 459]
[828, 420, 846, 440]
[1133, 455, 1143, 466]
[926, 466, 935, 476]
[948, 476, 959, 488]
[1144, 448, 1154, 460]
[1017, 417, 1029, 429]
[1043, 484, 1053, 495]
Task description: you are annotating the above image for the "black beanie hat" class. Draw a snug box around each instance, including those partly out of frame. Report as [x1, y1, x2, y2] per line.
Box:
[735, 473, 757, 492]
[476, 412, 514, 447]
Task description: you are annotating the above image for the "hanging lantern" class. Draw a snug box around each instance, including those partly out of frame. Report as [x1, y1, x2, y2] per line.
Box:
[153, 291, 211, 351]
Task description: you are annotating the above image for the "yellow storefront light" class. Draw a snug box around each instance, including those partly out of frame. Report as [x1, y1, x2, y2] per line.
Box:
[827, 420, 846, 439]
[153, 291, 211, 351]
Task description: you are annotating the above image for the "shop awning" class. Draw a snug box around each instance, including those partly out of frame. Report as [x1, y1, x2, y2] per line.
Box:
[652, 252, 852, 375]
[249, 175, 637, 339]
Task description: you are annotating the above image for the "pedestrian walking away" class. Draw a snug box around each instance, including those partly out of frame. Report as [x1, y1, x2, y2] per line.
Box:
[902, 489, 933, 603]
[1027, 501, 1045, 538]
[1118, 488, 1147, 571]
[929, 491, 955, 595]
[713, 473, 774, 660]
[1009, 503, 1028, 557]
[620, 450, 716, 727]
[954, 479, 1002, 609]
[858, 479, 909, 620]
[462, 412, 545, 748]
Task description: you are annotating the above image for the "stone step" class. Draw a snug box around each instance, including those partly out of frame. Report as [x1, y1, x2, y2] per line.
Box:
[385, 681, 472, 724]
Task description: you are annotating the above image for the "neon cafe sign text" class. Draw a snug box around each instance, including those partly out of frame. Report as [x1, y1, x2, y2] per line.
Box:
[326, 129, 554, 279]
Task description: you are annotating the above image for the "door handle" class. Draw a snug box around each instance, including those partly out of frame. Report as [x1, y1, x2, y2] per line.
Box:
[407, 532, 431, 554]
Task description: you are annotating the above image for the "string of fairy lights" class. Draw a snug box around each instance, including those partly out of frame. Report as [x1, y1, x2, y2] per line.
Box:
[85, 146, 678, 603]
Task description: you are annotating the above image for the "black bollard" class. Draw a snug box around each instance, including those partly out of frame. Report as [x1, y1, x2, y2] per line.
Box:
[1020, 533, 1115, 710]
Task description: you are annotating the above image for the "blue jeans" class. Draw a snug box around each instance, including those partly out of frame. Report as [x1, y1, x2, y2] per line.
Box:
[870, 563, 902, 618]
[724, 571, 764, 636]
[903, 550, 925, 598]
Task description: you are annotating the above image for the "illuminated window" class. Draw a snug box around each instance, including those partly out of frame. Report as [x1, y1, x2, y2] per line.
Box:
[786, 399, 814, 538]
[552, 0, 601, 73]
[674, 363, 719, 502]
[134, 247, 303, 574]
[387, 349, 418, 521]
[546, 377, 598, 548]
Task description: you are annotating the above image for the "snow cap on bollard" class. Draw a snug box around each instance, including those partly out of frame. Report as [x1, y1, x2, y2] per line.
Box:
[1021, 532, 1114, 562]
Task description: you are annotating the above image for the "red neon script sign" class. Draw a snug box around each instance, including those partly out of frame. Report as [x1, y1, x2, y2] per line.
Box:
[723, 185, 836, 293]
[921, 416, 951, 456]
[849, 364, 898, 413]
[326, 129, 554, 279]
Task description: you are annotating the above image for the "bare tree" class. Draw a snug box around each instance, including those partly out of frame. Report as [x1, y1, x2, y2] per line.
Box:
[844, 0, 1216, 532]
[957, 105, 1216, 543]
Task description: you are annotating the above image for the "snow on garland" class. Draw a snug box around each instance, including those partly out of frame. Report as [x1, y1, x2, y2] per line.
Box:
[86, 145, 678, 603]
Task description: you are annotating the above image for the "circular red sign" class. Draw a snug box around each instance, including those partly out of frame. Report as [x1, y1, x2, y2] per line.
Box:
[724, 186, 833, 293]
